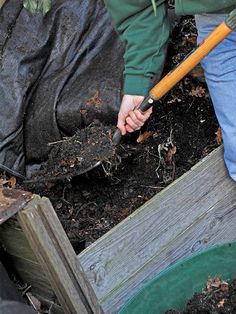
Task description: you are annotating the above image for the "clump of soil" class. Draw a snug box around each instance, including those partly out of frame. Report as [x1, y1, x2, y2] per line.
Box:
[29, 120, 118, 182]
[166, 278, 236, 314]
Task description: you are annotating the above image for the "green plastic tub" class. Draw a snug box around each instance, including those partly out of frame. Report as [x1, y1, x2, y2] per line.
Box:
[119, 241, 236, 314]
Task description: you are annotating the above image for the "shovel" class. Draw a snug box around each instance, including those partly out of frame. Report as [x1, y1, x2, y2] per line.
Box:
[25, 9, 236, 183]
[113, 8, 236, 144]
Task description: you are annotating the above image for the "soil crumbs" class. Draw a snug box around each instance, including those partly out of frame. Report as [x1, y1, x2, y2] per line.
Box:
[29, 121, 117, 182]
[22, 17, 220, 253]
[166, 278, 236, 314]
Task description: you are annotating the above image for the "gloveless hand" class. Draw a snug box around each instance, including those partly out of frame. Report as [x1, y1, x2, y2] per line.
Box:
[117, 94, 152, 135]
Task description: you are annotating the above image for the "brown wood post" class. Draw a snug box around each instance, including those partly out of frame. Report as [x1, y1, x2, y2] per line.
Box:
[18, 195, 103, 314]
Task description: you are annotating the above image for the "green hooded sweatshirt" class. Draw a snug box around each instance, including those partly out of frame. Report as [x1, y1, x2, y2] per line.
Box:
[104, 0, 236, 95]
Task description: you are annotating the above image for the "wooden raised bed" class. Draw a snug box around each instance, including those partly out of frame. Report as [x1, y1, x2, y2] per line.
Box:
[1, 146, 236, 314]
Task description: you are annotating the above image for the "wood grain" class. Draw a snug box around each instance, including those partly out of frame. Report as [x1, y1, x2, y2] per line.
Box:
[18, 196, 103, 314]
[78, 146, 236, 313]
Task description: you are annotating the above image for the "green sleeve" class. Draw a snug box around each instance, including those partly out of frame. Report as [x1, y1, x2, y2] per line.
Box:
[104, 0, 170, 96]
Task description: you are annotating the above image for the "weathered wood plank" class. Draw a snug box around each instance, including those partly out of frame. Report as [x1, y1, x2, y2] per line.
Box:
[6, 255, 56, 300]
[0, 220, 38, 263]
[78, 146, 236, 313]
[18, 196, 103, 314]
[35, 295, 64, 314]
[0, 217, 60, 308]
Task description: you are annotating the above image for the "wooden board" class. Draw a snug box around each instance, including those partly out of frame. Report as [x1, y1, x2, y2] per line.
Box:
[78, 146, 236, 313]
[0, 193, 103, 314]
[0, 216, 60, 310]
[18, 196, 103, 314]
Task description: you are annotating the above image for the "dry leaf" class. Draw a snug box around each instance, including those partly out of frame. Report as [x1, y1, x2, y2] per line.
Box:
[215, 127, 222, 145]
[87, 90, 102, 108]
[137, 131, 153, 143]
[206, 277, 222, 291]
[189, 86, 206, 98]
[0, 176, 16, 188]
[80, 109, 87, 116]
[108, 129, 112, 140]
[0, 178, 8, 187]
[68, 158, 76, 168]
[217, 299, 225, 308]
[166, 145, 177, 163]
[220, 281, 229, 292]
[121, 207, 129, 219]
[8, 176, 16, 188]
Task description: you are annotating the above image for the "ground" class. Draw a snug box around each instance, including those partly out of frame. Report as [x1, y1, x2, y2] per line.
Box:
[17, 17, 221, 254]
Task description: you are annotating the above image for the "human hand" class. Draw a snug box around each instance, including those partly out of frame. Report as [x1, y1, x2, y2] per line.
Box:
[117, 94, 153, 135]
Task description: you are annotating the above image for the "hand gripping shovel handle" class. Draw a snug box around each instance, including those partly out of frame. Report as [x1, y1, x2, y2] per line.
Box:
[113, 8, 236, 145]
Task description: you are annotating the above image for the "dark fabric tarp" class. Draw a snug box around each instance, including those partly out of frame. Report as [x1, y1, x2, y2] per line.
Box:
[0, 0, 124, 178]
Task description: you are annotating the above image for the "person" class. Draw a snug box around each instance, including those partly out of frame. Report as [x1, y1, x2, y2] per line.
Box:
[104, 0, 236, 182]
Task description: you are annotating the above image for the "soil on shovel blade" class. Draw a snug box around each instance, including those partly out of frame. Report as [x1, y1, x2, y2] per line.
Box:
[19, 17, 221, 253]
[166, 278, 236, 314]
[28, 121, 118, 182]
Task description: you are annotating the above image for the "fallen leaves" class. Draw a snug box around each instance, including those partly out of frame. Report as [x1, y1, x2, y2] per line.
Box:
[165, 145, 177, 164]
[87, 90, 102, 109]
[217, 299, 225, 308]
[137, 131, 153, 143]
[206, 277, 229, 293]
[0, 176, 17, 188]
[189, 86, 206, 98]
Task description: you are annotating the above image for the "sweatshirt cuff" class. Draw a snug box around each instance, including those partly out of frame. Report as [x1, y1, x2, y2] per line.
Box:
[123, 74, 151, 96]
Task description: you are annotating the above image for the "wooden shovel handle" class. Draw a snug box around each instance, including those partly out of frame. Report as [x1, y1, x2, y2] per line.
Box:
[113, 9, 236, 145]
[150, 21, 233, 101]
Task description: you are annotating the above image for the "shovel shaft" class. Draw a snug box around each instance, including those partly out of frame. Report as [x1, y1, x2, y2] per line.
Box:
[113, 9, 236, 145]
[150, 20, 233, 101]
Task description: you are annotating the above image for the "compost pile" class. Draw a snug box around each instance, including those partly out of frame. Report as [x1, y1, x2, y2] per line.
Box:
[166, 278, 236, 314]
[22, 16, 220, 253]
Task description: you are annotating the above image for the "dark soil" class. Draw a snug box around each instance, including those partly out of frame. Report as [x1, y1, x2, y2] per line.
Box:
[28, 121, 118, 182]
[21, 17, 220, 253]
[166, 278, 236, 314]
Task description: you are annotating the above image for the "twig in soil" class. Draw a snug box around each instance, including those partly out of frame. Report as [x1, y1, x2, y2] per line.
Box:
[140, 185, 164, 189]
[101, 162, 112, 176]
[73, 202, 98, 220]
[155, 129, 175, 179]
[61, 185, 74, 208]
[167, 128, 174, 147]
[156, 141, 167, 178]
[48, 302, 54, 314]
[26, 292, 41, 313]
[21, 284, 32, 296]
[47, 138, 69, 146]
